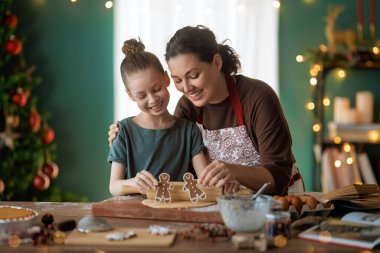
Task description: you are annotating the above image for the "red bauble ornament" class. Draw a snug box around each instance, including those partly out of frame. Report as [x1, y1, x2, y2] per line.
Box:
[42, 161, 59, 179]
[29, 109, 41, 132]
[4, 13, 18, 28]
[12, 92, 28, 107]
[42, 127, 55, 144]
[5, 38, 23, 55]
[32, 173, 50, 191]
[0, 179, 5, 194]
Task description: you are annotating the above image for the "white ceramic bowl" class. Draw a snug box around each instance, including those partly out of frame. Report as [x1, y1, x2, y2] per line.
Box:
[217, 195, 273, 232]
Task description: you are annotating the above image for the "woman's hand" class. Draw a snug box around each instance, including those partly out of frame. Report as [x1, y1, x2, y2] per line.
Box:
[198, 160, 235, 188]
[132, 170, 158, 193]
[108, 121, 119, 147]
[223, 180, 240, 194]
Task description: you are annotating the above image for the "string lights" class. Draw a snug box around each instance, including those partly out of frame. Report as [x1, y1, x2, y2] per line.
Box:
[69, 0, 113, 9]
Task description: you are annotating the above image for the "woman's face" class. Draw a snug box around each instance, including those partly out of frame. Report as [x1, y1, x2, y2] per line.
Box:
[167, 53, 224, 106]
[126, 67, 170, 116]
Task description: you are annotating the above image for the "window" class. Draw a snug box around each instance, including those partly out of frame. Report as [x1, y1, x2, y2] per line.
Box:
[114, 0, 278, 119]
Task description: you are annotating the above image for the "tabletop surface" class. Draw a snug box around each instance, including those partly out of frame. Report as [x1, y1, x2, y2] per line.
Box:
[0, 201, 379, 253]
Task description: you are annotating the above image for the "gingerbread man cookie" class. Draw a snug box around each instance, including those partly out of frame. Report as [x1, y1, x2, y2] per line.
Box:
[155, 173, 173, 203]
[182, 172, 206, 203]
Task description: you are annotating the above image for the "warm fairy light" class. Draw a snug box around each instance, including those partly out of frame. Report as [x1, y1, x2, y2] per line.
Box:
[53, 230, 66, 244]
[334, 160, 342, 168]
[343, 143, 351, 152]
[70, 0, 77, 2]
[319, 44, 328, 52]
[105, 0, 113, 8]
[373, 46, 379, 55]
[273, 0, 281, 8]
[368, 130, 380, 142]
[312, 123, 321, 132]
[346, 157, 353, 165]
[310, 68, 318, 76]
[313, 64, 322, 71]
[318, 231, 332, 243]
[310, 77, 318, 86]
[323, 97, 330, 106]
[296, 55, 304, 62]
[333, 136, 342, 144]
[306, 102, 315, 110]
[8, 235, 21, 248]
[303, 0, 315, 3]
[274, 235, 287, 247]
[336, 69, 347, 79]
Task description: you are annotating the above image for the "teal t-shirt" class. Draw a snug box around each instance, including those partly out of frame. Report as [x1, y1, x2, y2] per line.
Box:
[108, 117, 204, 181]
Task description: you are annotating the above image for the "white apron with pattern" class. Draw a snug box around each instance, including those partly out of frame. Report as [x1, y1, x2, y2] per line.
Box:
[196, 76, 304, 193]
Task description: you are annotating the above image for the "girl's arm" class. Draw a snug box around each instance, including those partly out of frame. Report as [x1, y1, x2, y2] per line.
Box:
[191, 151, 208, 179]
[109, 162, 158, 196]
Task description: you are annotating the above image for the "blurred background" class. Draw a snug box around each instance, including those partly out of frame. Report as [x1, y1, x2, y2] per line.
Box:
[1, 0, 379, 201]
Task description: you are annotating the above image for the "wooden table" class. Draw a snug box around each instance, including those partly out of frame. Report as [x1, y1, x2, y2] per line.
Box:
[0, 201, 378, 253]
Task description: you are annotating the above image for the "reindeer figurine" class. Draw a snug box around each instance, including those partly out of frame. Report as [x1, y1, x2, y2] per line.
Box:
[325, 5, 357, 55]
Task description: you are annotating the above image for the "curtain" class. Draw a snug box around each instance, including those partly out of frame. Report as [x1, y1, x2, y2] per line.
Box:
[114, 0, 278, 119]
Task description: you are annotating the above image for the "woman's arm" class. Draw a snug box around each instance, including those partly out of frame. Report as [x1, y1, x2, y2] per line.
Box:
[198, 161, 276, 194]
[109, 162, 158, 196]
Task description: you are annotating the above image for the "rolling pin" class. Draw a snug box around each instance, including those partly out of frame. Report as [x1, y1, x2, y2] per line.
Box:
[121, 182, 253, 202]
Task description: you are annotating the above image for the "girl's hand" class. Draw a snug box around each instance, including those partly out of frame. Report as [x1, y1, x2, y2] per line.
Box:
[108, 121, 119, 147]
[198, 160, 234, 188]
[132, 170, 158, 193]
[223, 180, 241, 194]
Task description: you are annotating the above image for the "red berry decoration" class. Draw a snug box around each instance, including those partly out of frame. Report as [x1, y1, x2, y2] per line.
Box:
[41, 213, 54, 226]
[42, 127, 55, 144]
[29, 109, 41, 132]
[32, 173, 50, 191]
[4, 12, 18, 28]
[5, 37, 23, 55]
[42, 161, 59, 179]
[0, 179, 5, 194]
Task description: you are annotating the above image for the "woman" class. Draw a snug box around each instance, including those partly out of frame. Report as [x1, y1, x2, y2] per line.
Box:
[109, 25, 303, 195]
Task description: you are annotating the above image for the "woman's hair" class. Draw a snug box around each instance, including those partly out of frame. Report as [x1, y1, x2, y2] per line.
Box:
[165, 25, 241, 75]
[120, 38, 164, 87]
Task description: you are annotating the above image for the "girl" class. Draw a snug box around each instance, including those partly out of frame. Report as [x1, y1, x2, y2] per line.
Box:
[108, 39, 212, 196]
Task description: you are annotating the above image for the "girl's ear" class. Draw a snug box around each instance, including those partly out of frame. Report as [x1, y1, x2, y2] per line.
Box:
[213, 54, 223, 71]
[126, 88, 136, 102]
[164, 71, 170, 87]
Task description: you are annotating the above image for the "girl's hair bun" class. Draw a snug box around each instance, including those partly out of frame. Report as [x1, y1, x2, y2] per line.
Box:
[122, 38, 145, 56]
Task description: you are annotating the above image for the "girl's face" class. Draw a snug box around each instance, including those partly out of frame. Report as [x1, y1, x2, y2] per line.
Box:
[167, 53, 224, 107]
[126, 67, 170, 116]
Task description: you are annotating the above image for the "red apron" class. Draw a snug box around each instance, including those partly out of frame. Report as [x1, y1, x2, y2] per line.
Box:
[196, 77, 304, 193]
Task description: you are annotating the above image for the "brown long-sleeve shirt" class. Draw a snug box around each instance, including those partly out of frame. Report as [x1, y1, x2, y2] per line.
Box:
[174, 75, 295, 195]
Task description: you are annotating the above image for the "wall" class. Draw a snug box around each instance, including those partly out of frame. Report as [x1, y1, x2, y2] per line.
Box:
[13, 0, 114, 201]
[280, 0, 380, 190]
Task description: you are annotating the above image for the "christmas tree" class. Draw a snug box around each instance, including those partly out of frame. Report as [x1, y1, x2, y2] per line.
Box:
[0, 0, 80, 201]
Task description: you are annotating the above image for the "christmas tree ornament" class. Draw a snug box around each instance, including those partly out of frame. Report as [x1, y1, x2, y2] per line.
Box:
[42, 161, 59, 179]
[4, 12, 18, 28]
[5, 36, 23, 55]
[0, 179, 5, 194]
[42, 127, 55, 144]
[12, 92, 28, 107]
[0, 112, 20, 150]
[32, 173, 50, 191]
[6, 114, 20, 128]
[29, 108, 41, 132]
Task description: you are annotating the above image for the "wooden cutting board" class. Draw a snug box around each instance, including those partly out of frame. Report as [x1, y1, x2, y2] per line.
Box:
[65, 228, 176, 247]
[91, 197, 223, 223]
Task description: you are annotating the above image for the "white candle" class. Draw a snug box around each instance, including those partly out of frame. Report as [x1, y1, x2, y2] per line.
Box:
[340, 108, 358, 124]
[334, 97, 350, 123]
[356, 91, 374, 123]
